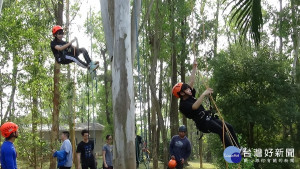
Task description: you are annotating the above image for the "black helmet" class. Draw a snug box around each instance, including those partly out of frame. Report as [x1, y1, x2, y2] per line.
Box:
[178, 125, 187, 132]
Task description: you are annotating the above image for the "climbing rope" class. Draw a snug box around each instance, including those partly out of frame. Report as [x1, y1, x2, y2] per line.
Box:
[191, 6, 240, 168]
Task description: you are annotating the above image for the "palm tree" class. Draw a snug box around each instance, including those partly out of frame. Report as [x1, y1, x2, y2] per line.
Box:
[226, 0, 263, 45]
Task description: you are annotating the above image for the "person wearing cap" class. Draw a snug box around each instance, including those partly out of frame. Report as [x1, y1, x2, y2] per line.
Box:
[0, 122, 19, 169]
[50, 25, 99, 73]
[168, 125, 191, 169]
[172, 60, 240, 148]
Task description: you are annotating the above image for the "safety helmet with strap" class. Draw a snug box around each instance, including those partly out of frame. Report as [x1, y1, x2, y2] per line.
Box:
[172, 82, 183, 98]
[0, 122, 18, 138]
[52, 25, 63, 36]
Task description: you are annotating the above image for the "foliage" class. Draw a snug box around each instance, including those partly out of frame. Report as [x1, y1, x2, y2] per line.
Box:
[208, 43, 300, 167]
[225, 0, 263, 46]
[15, 128, 52, 167]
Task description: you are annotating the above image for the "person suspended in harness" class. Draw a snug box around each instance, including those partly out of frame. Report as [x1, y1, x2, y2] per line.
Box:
[50, 25, 99, 73]
[172, 60, 240, 148]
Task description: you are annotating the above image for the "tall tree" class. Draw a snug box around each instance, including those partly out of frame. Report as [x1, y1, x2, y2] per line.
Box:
[50, 0, 63, 168]
[0, 0, 3, 14]
[169, 0, 179, 138]
[291, 0, 299, 84]
[101, 48, 111, 124]
[112, 0, 136, 167]
[279, 0, 283, 55]
[101, 0, 145, 167]
[65, 0, 77, 167]
[3, 52, 18, 121]
[213, 0, 220, 57]
[147, 0, 169, 167]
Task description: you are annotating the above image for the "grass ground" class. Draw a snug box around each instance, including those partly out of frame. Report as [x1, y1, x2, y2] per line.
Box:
[137, 158, 215, 169]
[18, 157, 216, 169]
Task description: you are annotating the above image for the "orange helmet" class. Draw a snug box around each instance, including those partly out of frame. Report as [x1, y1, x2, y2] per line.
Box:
[52, 25, 63, 36]
[168, 159, 177, 168]
[172, 82, 183, 98]
[0, 122, 18, 138]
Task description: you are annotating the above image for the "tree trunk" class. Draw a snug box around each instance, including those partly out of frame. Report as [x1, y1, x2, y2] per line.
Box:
[50, 57, 61, 169]
[101, 48, 111, 124]
[199, 137, 203, 168]
[180, 17, 187, 136]
[0, 70, 2, 129]
[112, 1, 136, 168]
[213, 0, 220, 57]
[156, 59, 163, 159]
[147, 83, 151, 147]
[131, 0, 141, 63]
[68, 67, 77, 169]
[0, 0, 3, 14]
[50, 0, 63, 168]
[32, 95, 38, 169]
[248, 122, 254, 148]
[291, 0, 299, 84]
[279, 0, 283, 55]
[148, 0, 168, 167]
[168, 0, 179, 138]
[3, 52, 18, 122]
[67, 65, 77, 168]
[150, 105, 158, 169]
[64, 1, 77, 167]
[100, 0, 115, 58]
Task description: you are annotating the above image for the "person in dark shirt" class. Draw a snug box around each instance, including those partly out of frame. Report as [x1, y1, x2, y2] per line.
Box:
[50, 25, 99, 73]
[172, 60, 240, 148]
[168, 125, 191, 169]
[135, 135, 143, 167]
[76, 130, 96, 169]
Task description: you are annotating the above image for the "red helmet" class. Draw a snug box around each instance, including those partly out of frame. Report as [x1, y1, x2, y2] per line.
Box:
[52, 25, 63, 36]
[0, 122, 18, 138]
[168, 159, 177, 168]
[172, 82, 183, 98]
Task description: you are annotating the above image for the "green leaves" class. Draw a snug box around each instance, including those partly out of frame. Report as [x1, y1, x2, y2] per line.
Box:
[210, 44, 297, 145]
[226, 0, 263, 46]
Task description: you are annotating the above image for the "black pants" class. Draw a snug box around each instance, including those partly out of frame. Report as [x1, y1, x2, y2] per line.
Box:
[196, 117, 240, 148]
[59, 47, 91, 68]
[82, 161, 96, 169]
[58, 167, 71, 169]
[103, 165, 113, 169]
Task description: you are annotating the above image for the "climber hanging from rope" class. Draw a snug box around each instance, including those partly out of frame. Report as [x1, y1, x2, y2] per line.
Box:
[172, 60, 240, 149]
[50, 25, 99, 73]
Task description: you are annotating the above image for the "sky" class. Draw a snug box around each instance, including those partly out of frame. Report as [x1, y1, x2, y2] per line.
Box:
[69, 0, 100, 54]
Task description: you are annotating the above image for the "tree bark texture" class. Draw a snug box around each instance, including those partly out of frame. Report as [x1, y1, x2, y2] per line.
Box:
[3, 52, 18, 122]
[100, 0, 114, 58]
[112, 1, 136, 168]
[168, 0, 179, 138]
[50, 0, 63, 168]
[101, 48, 111, 124]
[0, 0, 3, 14]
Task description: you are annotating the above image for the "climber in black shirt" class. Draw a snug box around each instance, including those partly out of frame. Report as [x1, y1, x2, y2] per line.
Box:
[50, 25, 99, 73]
[172, 60, 240, 148]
